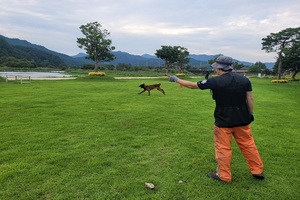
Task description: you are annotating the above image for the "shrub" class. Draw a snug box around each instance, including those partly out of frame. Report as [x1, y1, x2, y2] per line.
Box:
[271, 79, 288, 83]
[176, 73, 185, 77]
[88, 72, 106, 76]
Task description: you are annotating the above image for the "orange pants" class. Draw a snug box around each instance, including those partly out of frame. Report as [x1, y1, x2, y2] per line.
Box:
[213, 125, 264, 182]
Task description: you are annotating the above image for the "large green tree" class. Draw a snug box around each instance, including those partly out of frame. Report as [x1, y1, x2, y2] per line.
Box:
[155, 45, 189, 74]
[262, 27, 300, 79]
[77, 22, 115, 71]
[281, 41, 300, 80]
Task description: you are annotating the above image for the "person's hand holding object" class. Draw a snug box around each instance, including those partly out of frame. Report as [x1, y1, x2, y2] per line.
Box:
[168, 76, 179, 82]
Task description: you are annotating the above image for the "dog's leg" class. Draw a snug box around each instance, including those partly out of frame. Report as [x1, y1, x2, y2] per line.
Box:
[138, 90, 146, 94]
[147, 90, 151, 96]
[157, 88, 165, 95]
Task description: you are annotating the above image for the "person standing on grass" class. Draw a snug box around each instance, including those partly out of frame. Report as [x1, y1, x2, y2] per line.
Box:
[168, 55, 264, 183]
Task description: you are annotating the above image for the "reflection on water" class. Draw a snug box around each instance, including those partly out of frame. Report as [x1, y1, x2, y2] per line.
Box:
[0, 71, 71, 78]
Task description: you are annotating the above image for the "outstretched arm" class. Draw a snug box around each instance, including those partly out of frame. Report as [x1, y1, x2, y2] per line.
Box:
[177, 79, 199, 89]
[168, 76, 199, 89]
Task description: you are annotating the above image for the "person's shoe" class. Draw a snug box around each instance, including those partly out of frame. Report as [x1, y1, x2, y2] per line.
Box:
[252, 173, 265, 180]
[207, 172, 222, 182]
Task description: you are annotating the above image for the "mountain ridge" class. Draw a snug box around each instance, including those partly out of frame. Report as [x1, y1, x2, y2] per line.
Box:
[1, 35, 274, 69]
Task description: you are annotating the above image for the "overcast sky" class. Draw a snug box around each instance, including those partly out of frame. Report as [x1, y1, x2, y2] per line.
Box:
[1, 0, 299, 63]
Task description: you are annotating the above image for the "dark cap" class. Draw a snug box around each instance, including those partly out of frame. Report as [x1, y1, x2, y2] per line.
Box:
[211, 56, 233, 70]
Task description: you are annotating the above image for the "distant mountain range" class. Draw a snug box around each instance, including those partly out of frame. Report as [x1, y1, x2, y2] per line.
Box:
[0, 34, 274, 69]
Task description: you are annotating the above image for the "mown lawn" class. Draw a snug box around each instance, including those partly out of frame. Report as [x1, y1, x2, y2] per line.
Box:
[0, 77, 299, 199]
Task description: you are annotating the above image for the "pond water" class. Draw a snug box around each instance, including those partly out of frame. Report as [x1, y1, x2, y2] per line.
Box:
[0, 71, 71, 78]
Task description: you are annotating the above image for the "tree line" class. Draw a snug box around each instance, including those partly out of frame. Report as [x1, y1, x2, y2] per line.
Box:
[1, 21, 298, 80]
[77, 22, 299, 79]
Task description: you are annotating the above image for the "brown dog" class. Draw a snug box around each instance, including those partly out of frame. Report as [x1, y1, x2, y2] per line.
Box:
[138, 83, 165, 96]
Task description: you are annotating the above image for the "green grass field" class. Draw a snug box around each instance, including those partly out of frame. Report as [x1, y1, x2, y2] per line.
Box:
[1, 76, 299, 199]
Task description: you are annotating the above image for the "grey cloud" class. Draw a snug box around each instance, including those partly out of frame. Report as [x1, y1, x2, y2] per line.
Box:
[0, 0, 299, 62]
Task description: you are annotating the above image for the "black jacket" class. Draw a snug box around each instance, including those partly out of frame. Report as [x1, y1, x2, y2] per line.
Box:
[198, 72, 252, 127]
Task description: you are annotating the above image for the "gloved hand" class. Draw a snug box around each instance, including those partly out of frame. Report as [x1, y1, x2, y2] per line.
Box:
[249, 112, 254, 122]
[168, 76, 179, 82]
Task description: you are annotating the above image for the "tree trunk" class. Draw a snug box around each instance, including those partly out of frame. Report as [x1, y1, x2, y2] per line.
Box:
[94, 62, 99, 72]
[165, 68, 168, 75]
[292, 70, 298, 80]
[277, 53, 283, 80]
[164, 63, 169, 75]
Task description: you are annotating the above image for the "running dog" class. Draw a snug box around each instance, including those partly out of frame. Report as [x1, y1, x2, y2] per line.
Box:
[138, 83, 165, 96]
